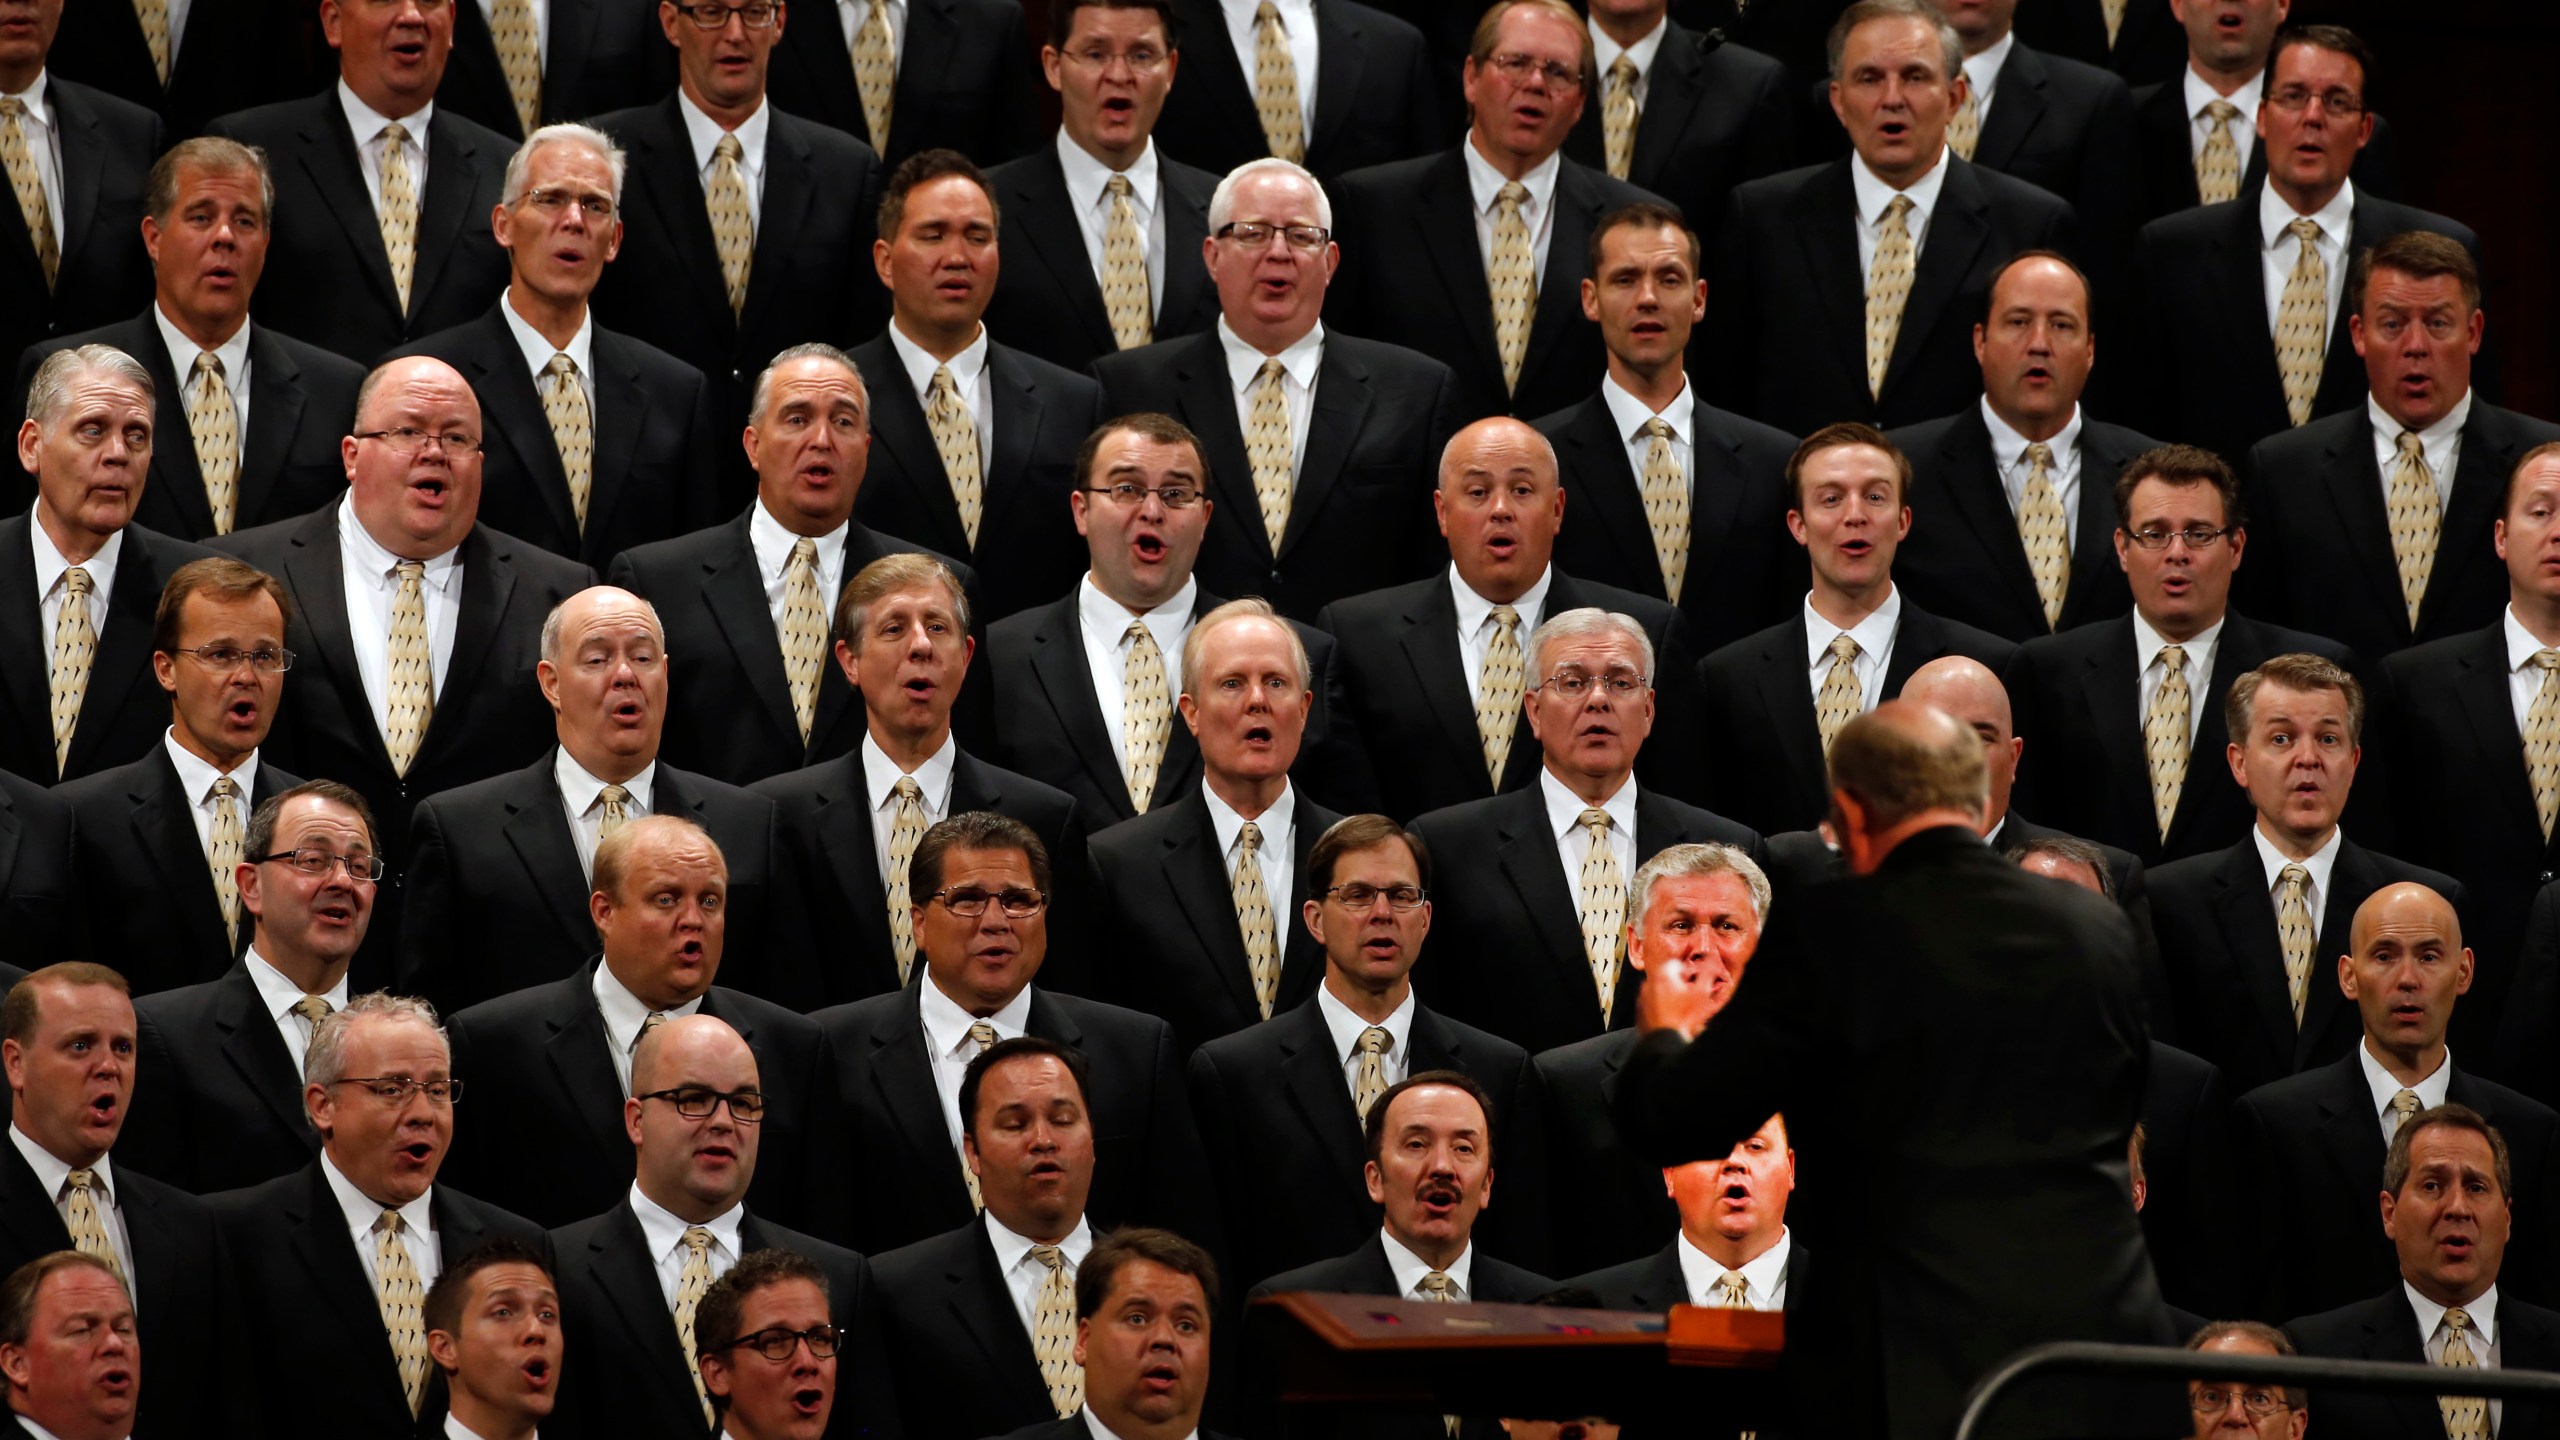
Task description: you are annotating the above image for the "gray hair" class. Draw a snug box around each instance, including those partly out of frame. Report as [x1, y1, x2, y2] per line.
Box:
[748, 342, 867, 429]
[146, 136, 275, 224]
[1630, 842, 1772, 928]
[1526, 607, 1655, 685]
[1207, 157, 1333, 233]
[2009, 834, 2116, 901]
[539, 586, 667, 667]
[1180, 596, 1312, 696]
[1827, 0, 1965, 83]
[305, 994, 448, 1128]
[24, 345, 155, 429]
[502, 122, 628, 206]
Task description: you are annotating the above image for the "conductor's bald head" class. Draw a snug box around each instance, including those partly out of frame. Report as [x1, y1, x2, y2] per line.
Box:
[1898, 657, 2019, 833]
[1826, 701, 1989, 873]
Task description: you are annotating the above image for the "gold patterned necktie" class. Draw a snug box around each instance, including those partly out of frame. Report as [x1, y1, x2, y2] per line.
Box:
[1477, 605, 1525, 787]
[2147, 644, 2192, 842]
[1247, 358, 1294, 555]
[492, 0, 541, 135]
[597, 783, 632, 841]
[1866, 194, 1917, 402]
[2389, 430, 2442, 631]
[1489, 182, 1534, 398]
[49, 566, 94, 777]
[211, 776, 244, 949]
[1577, 809, 1626, 1026]
[1947, 85, 1981, 161]
[2018, 441, 2070, 630]
[707, 134, 754, 319]
[1102, 173, 1154, 350]
[1714, 1272, 1750, 1308]
[1252, 0, 1305, 163]
[132, 0, 171, 84]
[2392, 1087, 2422, 1136]
[2101, 0, 2127, 46]
[2276, 217, 2328, 427]
[926, 364, 985, 550]
[1233, 821, 1280, 1021]
[675, 1226, 715, 1424]
[1602, 56, 1640, 180]
[961, 1020, 998, 1208]
[291, 994, 334, 1065]
[1030, 1244, 1085, 1416]
[187, 354, 241, 534]
[61, 1171, 123, 1281]
[780, 537, 826, 744]
[1815, 634, 1862, 754]
[2527, 651, 2560, 842]
[374, 1210, 430, 1417]
[852, 0, 897, 154]
[541, 353, 595, 533]
[2277, 863, 2314, 1026]
[1121, 619, 1171, 812]
[1418, 1270, 1457, 1302]
[1352, 1026, 1390, 1121]
[1639, 416, 1690, 603]
[385, 559, 433, 777]
[2198, 99, 2242, 206]
[887, 775, 929, 984]
[1, 98, 56, 291]
[379, 123, 418, 313]
[2440, 1307, 2489, 1440]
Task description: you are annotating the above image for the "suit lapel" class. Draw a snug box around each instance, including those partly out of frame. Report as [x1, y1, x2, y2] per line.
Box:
[817, 759, 896, 962]
[1273, 1003, 1369, 1194]
[0, 519, 40, 743]
[411, 120, 487, 319]
[2453, 627, 2543, 844]
[1882, 605, 1949, 695]
[585, 1206, 697, 1380]
[2080, 619, 2150, 804]
[1010, 150, 1118, 359]
[500, 762, 598, 955]
[742, 118, 819, 338]
[284, 1164, 408, 1396]
[1523, 165, 1605, 397]
[1936, 410, 2045, 621]
[2299, 840, 2375, 1066]
[1751, 615, 1828, 787]
[1161, 798, 1260, 1018]
[1490, 793, 1599, 1014]
[1408, 154, 1506, 401]
[865, 346, 972, 556]
[868, 989, 972, 1211]
[1022, 594, 1129, 816]
[1157, 164, 1216, 333]
[239, 327, 309, 526]
[2166, 617, 2254, 848]
[629, 99, 734, 332]
[586, 332, 646, 541]
[70, 532, 163, 774]
[542, 974, 638, 1171]
[947, 1228, 1046, 1380]
[418, 528, 516, 769]
[49, 89, 105, 275]
[127, 751, 236, 960]
[701, 515, 804, 755]
[1173, 341, 1261, 554]
[1881, 161, 1992, 403]
[2317, 420, 2403, 620]
[543, 0, 600, 120]
[133, 322, 218, 537]
[1791, 165, 1869, 400]
[465, 308, 581, 540]
[0, 1147, 71, 1257]
[1278, 343, 1373, 562]
[278, 509, 389, 769]
[1307, 2, 1367, 160]
[1394, 583, 1492, 778]
[1683, 402, 1749, 570]
[2209, 842, 2301, 1075]
[1971, 46, 2046, 171]
[981, 347, 1048, 543]
[2208, 201, 2287, 415]
[2429, 407, 2518, 632]
[1628, 31, 1703, 184]
[301, 104, 405, 318]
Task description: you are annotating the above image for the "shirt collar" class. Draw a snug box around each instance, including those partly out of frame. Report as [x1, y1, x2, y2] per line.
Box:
[1980, 396, 2083, 471]
[2260, 175, 2356, 249]
[498, 288, 597, 386]
[7, 1124, 114, 1208]
[985, 1210, 1094, 1276]
[628, 1179, 745, 1262]
[1057, 129, 1158, 216]
[1802, 586, 1903, 670]
[0, 69, 48, 126]
[1540, 766, 1636, 842]
[1314, 980, 1416, 1068]
[1462, 139, 1562, 219]
[1081, 1408, 1197, 1440]
[321, 1147, 434, 1239]
[2132, 608, 2225, 673]
[244, 946, 351, 1023]
[2359, 1035, 2453, 1116]
[1379, 1229, 1472, 1299]
[1216, 315, 1326, 394]
[677, 88, 768, 172]
[1449, 562, 1552, 640]
[2186, 65, 2264, 124]
[2250, 821, 2344, 900]
[1079, 572, 1196, 650]
[336, 77, 432, 138]
[339, 491, 463, 580]
[2367, 388, 2473, 450]
[162, 728, 258, 800]
[1601, 373, 1694, 444]
[919, 968, 1035, 1053]
[860, 730, 958, 812]
[554, 747, 656, 823]
[27, 513, 123, 607]
[1850, 146, 1951, 228]
[746, 500, 846, 582]
[2405, 1280, 2498, 1348]
[1961, 29, 2017, 103]
[1203, 779, 1296, 851]
[886, 321, 990, 399]
[591, 958, 706, 1056]
[151, 301, 252, 382]
[449, 1414, 536, 1440]
[1675, 1225, 1791, 1304]
[1587, 14, 1668, 78]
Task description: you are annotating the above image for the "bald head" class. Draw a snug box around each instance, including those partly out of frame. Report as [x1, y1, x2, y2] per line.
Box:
[626, 1014, 763, 1222]
[2350, 882, 2464, 957]
[1827, 700, 1988, 870]
[1435, 417, 1567, 606]
[1898, 657, 2020, 830]
[1437, 416, 1557, 488]
[630, 1012, 753, 1096]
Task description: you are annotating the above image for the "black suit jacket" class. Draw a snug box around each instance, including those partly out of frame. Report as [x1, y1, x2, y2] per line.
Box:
[41, 0, 272, 138]
[1961, 42, 2139, 301]
[1093, 330, 1458, 621]
[2005, 609, 2361, 866]
[2494, 881, 2560, 1106]
[2129, 79, 2400, 223]
[1700, 155, 2076, 436]
[0, 516, 217, 785]
[766, 0, 1042, 166]
[981, 144, 1221, 375]
[1697, 599, 2019, 835]
[1568, 1235, 1809, 1312]
[1537, 389, 1802, 653]
[995, 1423, 1239, 1440]
[2131, 192, 2480, 468]
[0, 79, 158, 379]
[549, 1201, 902, 1440]
[2287, 1290, 2560, 1440]
[812, 982, 1217, 1257]
[55, 749, 302, 993]
[2140, 1039, 2231, 1318]
[388, 304, 723, 568]
[1328, 150, 1660, 426]
[868, 1219, 1078, 1440]
[121, 960, 320, 1193]
[1156, 0, 1441, 181]
[1531, 1028, 1670, 1279]
[2009, 0, 2186, 87]
[848, 331, 1100, 622]
[1406, 783, 1767, 1055]
[1887, 407, 2153, 641]
[751, 745, 1091, 1011]
[205, 95, 512, 363]
[1559, 21, 1795, 236]
[437, 0, 673, 142]
[205, 1163, 547, 1437]
[0, 766, 78, 957]
[10, 312, 367, 535]
[2242, 402, 2560, 663]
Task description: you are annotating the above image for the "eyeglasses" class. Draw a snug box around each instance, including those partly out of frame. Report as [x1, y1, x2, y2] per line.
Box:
[932, 886, 1048, 918]
[2123, 525, 2236, 550]
[1216, 221, 1331, 252]
[638, 1086, 768, 1123]
[353, 427, 482, 457]
[1058, 44, 1169, 74]
[335, 1076, 463, 1106]
[2266, 86, 2364, 116]
[515, 187, 617, 220]
[1482, 51, 1583, 91]
[1540, 671, 1647, 699]
[671, 1, 780, 28]
[2190, 1388, 2288, 1416]
[721, 1325, 842, 1361]
[171, 643, 295, 673]
[1083, 482, 1203, 509]
[1323, 883, 1428, 911]
[257, 847, 388, 882]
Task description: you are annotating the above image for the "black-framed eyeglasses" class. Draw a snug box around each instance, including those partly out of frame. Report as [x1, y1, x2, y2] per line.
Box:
[1540, 671, 1647, 699]
[334, 1075, 463, 1105]
[1082, 482, 1203, 509]
[638, 1086, 767, 1123]
[931, 886, 1048, 918]
[721, 1325, 841, 1361]
[2266, 85, 2363, 116]
[1215, 221, 1331, 252]
[171, 643, 295, 673]
[1482, 51, 1583, 90]
[1322, 882, 1428, 911]
[2190, 1387, 2289, 1416]
[257, 847, 389, 882]
[2123, 525, 2236, 550]
[671, 0, 781, 28]
[514, 187, 617, 220]
[353, 427, 481, 457]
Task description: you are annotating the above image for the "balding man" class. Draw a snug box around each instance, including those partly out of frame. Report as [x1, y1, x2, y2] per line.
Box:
[0, 1252, 141, 1440]
[1619, 701, 2176, 1440]
[396, 585, 780, 1015]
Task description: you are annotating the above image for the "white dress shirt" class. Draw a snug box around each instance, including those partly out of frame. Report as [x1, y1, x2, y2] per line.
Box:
[1603, 372, 1693, 507]
[1057, 131, 1167, 320]
[887, 321, 992, 463]
[1079, 574, 1197, 758]
[921, 978, 1034, 1151]
[1803, 588, 1901, 714]
[1, 72, 64, 253]
[1218, 317, 1323, 479]
[338, 492, 462, 740]
[162, 730, 261, 859]
[1222, 0, 1316, 136]
[1541, 768, 1637, 897]
[1588, 14, 1669, 108]
[593, 956, 706, 1097]
[322, 1150, 440, 1294]
[499, 287, 596, 408]
[1314, 980, 1415, 1098]
[2258, 178, 2355, 348]
[2507, 607, 2560, 733]
[2358, 1037, 2454, 1146]
[1463, 140, 1561, 283]
[475, 0, 550, 62]
[2367, 389, 2471, 513]
[2182, 66, 2266, 165]
[863, 732, 957, 884]
[678, 90, 771, 230]
[1675, 1226, 1792, 1311]
[449, 1413, 537, 1440]
[1380, 1230, 1472, 1301]
[1850, 146, 1951, 277]
[747, 500, 847, 636]
[1452, 563, 1554, 706]
[554, 748, 656, 883]
[1958, 30, 2016, 119]
[1204, 779, 1296, 933]
[152, 302, 254, 436]
[630, 1183, 745, 1307]
[988, 1211, 1093, 1338]
[2408, 1281, 2504, 1433]
[2133, 609, 2223, 751]
[338, 82, 433, 214]
[30, 514, 122, 654]
[1082, 1409, 1197, 1440]
[2251, 822, 2342, 933]
[244, 946, 352, 1083]
[837, 0, 904, 69]
[8, 1127, 136, 1305]
[1985, 398, 2084, 550]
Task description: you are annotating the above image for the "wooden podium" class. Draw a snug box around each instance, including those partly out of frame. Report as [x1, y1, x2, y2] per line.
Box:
[1250, 1292, 1783, 1423]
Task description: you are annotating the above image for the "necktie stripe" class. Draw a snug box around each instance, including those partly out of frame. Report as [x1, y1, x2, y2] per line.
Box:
[542, 353, 596, 533]
[2277, 864, 2314, 1026]
[2276, 217, 2328, 428]
[374, 1211, 431, 1416]
[1865, 195, 1917, 402]
[1102, 174, 1154, 350]
[2388, 430, 2442, 630]
[1233, 821, 1281, 1021]
[1247, 359, 1295, 555]
[1602, 56, 1640, 180]
[707, 134, 754, 318]
[48, 566, 95, 777]
[852, 0, 897, 152]
[888, 776, 929, 984]
[211, 776, 244, 949]
[1121, 620, 1171, 812]
[2147, 645, 2193, 842]
[2527, 652, 2560, 842]
[188, 354, 241, 534]
[2018, 442, 2070, 630]
[492, 0, 541, 135]
[1815, 634, 1862, 754]
[780, 537, 827, 744]
[926, 365, 986, 550]
[676, 1227, 716, 1424]
[1, 99, 58, 291]
[385, 560, 434, 776]
[2197, 99, 2243, 206]
[1489, 183, 1534, 397]
[1477, 606, 1525, 787]
[379, 124, 418, 313]
[2440, 1307, 2489, 1440]
[1030, 1244, 1085, 1415]
[1577, 809, 1626, 1026]
[1638, 417, 1690, 603]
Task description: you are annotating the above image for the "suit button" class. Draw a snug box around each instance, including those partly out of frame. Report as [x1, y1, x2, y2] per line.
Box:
[2543, 871, 2555, 885]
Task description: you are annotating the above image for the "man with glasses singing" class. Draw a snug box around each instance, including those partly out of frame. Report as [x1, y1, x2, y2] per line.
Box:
[694, 1249, 848, 1440]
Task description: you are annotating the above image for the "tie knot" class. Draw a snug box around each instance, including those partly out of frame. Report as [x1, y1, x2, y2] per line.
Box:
[1496, 181, 1528, 210]
[2393, 1087, 2423, 1118]
[292, 994, 334, 1027]
[2398, 430, 2427, 459]
[1716, 1272, 1750, 1305]
[1417, 1270, 1457, 1300]
[1123, 617, 1152, 646]
[967, 1020, 999, 1053]
[2288, 217, 2322, 244]
[2280, 862, 2309, 890]
[788, 536, 817, 568]
[636, 1010, 669, 1047]
[2537, 650, 2560, 674]
[1238, 819, 1262, 853]
[2158, 643, 2187, 672]
[374, 1208, 405, 1236]
[1828, 633, 1860, 663]
[381, 122, 410, 148]
[1884, 193, 1915, 222]
[0, 98, 20, 119]
[1256, 0, 1281, 22]
[65, 1169, 95, 1194]
[2448, 1306, 2473, 1334]
[2205, 98, 2241, 122]
[1490, 604, 1519, 629]
[599, 783, 631, 808]
[1030, 1243, 1066, 1272]
[547, 352, 577, 379]
[394, 559, 425, 582]
[893, 775, 923, 803]
[1357, 1025, 1390, 1057]
[61, 566, 90, 597]
[2023, 442, 2053, 470]
[1579, 807, 1611, 838]
[682, 1225, 712, 1255]
[1610, 54, 1639, 83]
[1106, 172, 1133, 198]
[714, 132, 742, 162]
[211, 775, 240, 800]
[1641, 416, 1673, 441]
[1256, 357, 1286, 385]
[930, 363, 958, 395]
[192, 352, 225, 381]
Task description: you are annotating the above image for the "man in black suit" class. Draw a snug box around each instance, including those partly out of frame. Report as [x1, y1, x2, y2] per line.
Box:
[1698, 0, 2076, 436]
[56, 558, 302, 994]
[5, 347, 217, 787]
[814, 812, 1213, 1257]
[1890, 251, 2152, 641]
[205, 994, 548, 1437]
[1569, 1112, 1801, 1313]
[1616, 701, 2178, 1440]
[547, 1014, 898, 1440]
[1701, 423, 2016, 835]
[588, 0, 884, 499]
[851, 150, 1101, 623]
[767, 0, 1042, 166]
[1095, 159, 1458, 622]
[605, 344, 960, 787]
[397, 585, 779, 1013]
[2129, 0, 2398, 224]
[0, 770, 72, 957]
[2130, 26, 2476, 469]
[205, 0, 514, 364]
[393, 124, 721, 570]
[2286, 1104, 2560, 1440]
[691, 1249, 857, 1440]
[120, 779, 379, 1193]
[753, 553, 1086, 1010]
[2007, 444, 2357, 867]
[441, 815, 832, 1235]
[1538, 204, 1800, 655]
[1329, 0, 1659, 426]
[10, 139, 366, 540]
[2008, 0, 2185, 87]
[40, 0, 271, 139]
[435, 0, 672, 144]
[420, 1239, 561, 1440]
[1156, 0, 1439, 182]
[2242, 233, 2560, 664]
[0, 963, 235, 1432]
[1188, 813, 1548, 1289]
[1409, 606, 1765, 1055]
[211, 355, 595, 869]
[0, 1252, 141, 1440]
[1566, 0, 1794, 237]
[982, 0, 1220, 374]
[986, 1228, 1233, 1440]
